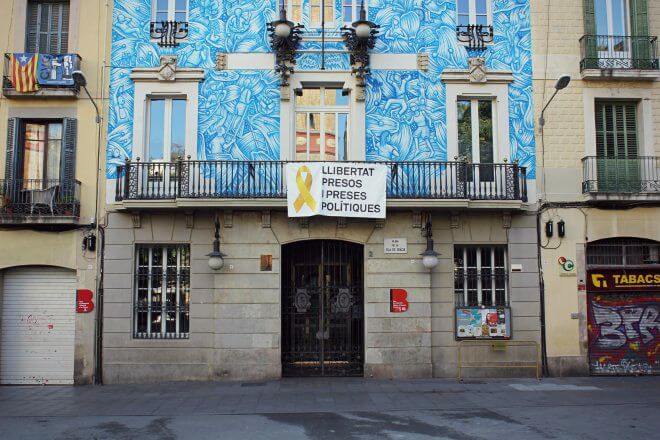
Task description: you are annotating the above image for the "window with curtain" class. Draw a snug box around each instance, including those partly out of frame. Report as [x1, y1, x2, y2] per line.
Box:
[26, 0, 70, 54]
[21, 121, 63, 189]
[134, 244, 190, 339]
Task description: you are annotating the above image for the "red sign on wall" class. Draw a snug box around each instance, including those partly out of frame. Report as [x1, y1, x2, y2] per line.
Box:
[390, 289, 409, 313]
[76, 289, 94, 313]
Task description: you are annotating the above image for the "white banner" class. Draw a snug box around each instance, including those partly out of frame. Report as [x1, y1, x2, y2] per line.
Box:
[286, 162, 387, 219]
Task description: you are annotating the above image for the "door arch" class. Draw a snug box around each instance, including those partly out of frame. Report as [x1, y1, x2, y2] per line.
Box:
[281, 240, 364, 377]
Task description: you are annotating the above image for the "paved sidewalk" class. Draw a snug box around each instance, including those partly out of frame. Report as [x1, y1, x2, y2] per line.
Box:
[0, 377, 658, 439]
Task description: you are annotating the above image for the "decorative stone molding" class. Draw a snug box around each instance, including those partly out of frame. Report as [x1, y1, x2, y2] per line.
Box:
[131, 212, 141, 229]
[450, 212, 460, 229]
[355, 86, 366, 102]
[375, 219, 385, 229]
[502, 212, 512, 229]
[299, 218, 309, 229]
[337, 217, 347, 229]
[441, 57, 514, 84]
[223, 211, 233, 228]
[130, 56, 205, 82]
[280, 85, 291, 101]
[417, 53, 429, 72]
[215, 53, 228, 70]
[262, 210, 271, 228]
[185, 212, 194, 229]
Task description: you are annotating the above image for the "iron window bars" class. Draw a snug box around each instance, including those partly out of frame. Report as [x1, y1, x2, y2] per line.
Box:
[134, 244, 190, 339]
[150, 21, 189, 47]
[456, 25, 494, 50]
[454, 245, 509, 307]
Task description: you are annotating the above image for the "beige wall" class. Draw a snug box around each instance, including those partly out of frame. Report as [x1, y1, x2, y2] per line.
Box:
[532, 1, 660, 375]
[0, 0, 112, 384]
[102, 209, 540, 383]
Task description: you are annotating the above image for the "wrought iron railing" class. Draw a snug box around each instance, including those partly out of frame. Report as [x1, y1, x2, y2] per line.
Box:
[150, 21, 189, 47]
[580, 35, 659, 70]
[456, 25, 494, 50]
[115, 160, 527, 202]
[3, 53, 82, 91]
[582, 156, 660, 194]
[0, 179, 81, 220]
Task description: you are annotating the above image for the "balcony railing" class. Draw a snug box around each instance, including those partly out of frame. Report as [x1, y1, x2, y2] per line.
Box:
[3, 53, 82, 96]
[456, 25, 494, 50]
[582, 156, 660, 194]
[580, 35, 659, 71]
[0, 179, 81, 223]
[150, 21, 189, 47]
[115, 160, 527, 203]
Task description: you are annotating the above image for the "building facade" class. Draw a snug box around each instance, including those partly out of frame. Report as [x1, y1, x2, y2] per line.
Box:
[0, 0, 110, 384]
[532, 0, 660, 376]
[103, 0, 541, 383]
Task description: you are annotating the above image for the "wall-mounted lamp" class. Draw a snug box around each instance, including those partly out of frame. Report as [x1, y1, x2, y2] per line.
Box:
[207, 217, 227, 271]
[268, 1, 304, 87]
[420, 218, 440, 270]
[539, 74, 571, 129]
[340, 0, 380, 88]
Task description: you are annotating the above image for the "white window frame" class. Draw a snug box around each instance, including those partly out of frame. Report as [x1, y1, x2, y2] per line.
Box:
[294, 86, 350, 161]
[595, 0, 630, 36]
[342, 0, 367, 24]
[456, 0, 492, 26]
[134, 244, 190, 339]
[288, 0, 337, 27]
[151, 0, 188, 22]
[454, 245, 509, 307]
[132, 80, 200, 161]
[456, 97, 496, 164]
[446, 83, 510, 163]
[145, 96, 187, 162]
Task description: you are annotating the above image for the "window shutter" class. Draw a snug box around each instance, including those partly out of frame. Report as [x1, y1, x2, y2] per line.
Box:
[26, 2, 39, 53]
[4, 118, 20, 182]
[630, 0, 650, 68]
[60, 118, 77, 184]
[582, 0, 597, 68]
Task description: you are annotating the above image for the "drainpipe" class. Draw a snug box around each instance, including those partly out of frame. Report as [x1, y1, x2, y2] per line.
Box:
[94, 225, 105, 385]
[536, 208, 549, 377]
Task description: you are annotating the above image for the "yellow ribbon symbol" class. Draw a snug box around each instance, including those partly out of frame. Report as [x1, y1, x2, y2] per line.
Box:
[294, 166, 317, 212]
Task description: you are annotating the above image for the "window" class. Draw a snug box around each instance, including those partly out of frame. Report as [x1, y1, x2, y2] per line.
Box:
[295, 87, 349, 161]
[146, 97, 187, 162]
[152, 0, 188, 22]
[287, 0, 338, 26]
[457, 98, 495, 181]
[595, 100, 638, 159]
[595, 0, 629, 37]
[587, 238, 659, 266]
[22, 121, 62, 187]
[26, 0, 70, 54]
[135, 245, 190, 339]
[342, 0, 366, 24]
[454, 246, 508, 307]
[456, 0, 491, 26]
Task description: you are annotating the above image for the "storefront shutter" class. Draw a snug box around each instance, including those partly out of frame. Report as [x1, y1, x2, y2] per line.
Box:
[630, 0, 651, 68]
[582, 0, 597, 68]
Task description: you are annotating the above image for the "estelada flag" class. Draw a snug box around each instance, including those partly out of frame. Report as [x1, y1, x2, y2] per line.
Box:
[9, 53, 39, 92]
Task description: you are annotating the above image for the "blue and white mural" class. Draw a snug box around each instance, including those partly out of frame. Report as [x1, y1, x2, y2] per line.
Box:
[107, 0, 535, 179]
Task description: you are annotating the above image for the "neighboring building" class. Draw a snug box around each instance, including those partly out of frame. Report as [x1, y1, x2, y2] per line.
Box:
[0, 0, 109, 384]
[103, 0, 541, 383]
[532, 0, 659, 376]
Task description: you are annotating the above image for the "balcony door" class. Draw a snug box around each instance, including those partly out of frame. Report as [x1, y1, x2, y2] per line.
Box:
[595, 100, 640, 192]
[457, 98, 497, 196]
[21, 121, 63, 189]
[595, 0, 631, 67]
[295, 87, 349, 162]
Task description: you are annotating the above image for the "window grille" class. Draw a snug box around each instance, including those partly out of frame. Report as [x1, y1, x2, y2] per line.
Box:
[134, 244, 190, 339]
[454, 245, 508, 307]
[587, 238, 659, 267]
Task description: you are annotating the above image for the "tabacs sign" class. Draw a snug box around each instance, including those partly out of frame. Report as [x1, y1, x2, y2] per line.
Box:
[588, 269, 660, 292]
[286, 162, 387, 219]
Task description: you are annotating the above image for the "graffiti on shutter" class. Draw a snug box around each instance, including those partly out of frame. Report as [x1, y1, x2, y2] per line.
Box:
[587, 293, 659, 375]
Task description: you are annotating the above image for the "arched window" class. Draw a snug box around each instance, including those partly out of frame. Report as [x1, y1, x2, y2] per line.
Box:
[587, 237, 659, 267]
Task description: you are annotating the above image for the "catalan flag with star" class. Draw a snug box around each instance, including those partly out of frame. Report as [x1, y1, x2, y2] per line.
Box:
[9, 53, 39, 92]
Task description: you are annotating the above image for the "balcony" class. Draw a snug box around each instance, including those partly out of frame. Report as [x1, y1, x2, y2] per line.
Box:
[114, 160, 528, 210]
[150, 21, 189, 47]
[2, 53, 81, 98]
[582, 156, 660, 203]
[0, 179, 81, 226]
[579, 35, 659, 81]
